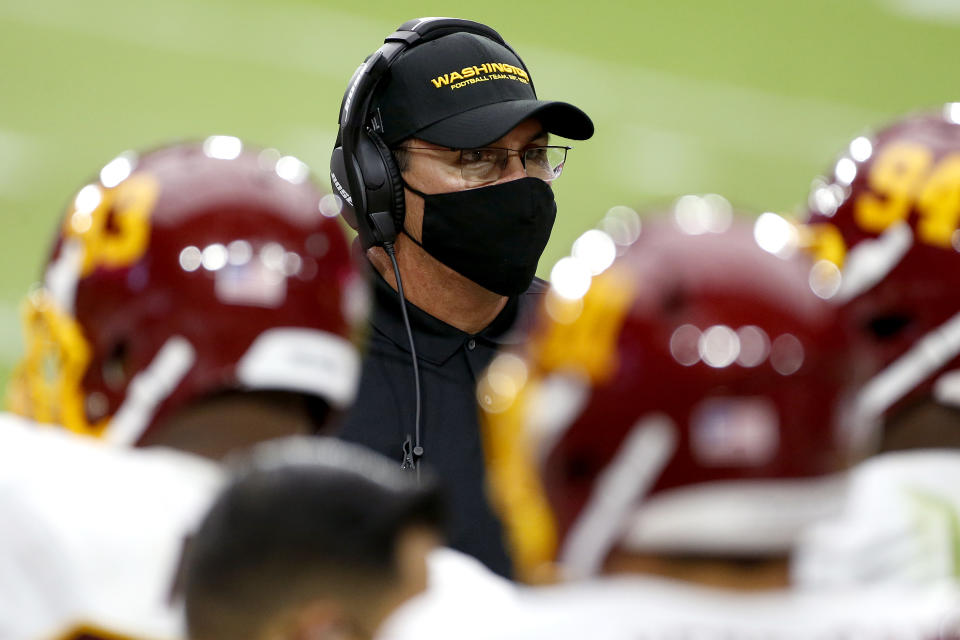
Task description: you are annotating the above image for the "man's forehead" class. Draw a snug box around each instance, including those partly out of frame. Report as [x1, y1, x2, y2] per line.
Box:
[497, 121, 549, 144]
[406, 120, 548, 150]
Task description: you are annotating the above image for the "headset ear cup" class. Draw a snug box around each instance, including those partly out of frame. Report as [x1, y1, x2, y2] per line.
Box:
[367, 130, 407, 233]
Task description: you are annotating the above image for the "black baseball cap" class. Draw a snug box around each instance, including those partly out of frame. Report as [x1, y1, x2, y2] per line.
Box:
[371, 31, 594, 148]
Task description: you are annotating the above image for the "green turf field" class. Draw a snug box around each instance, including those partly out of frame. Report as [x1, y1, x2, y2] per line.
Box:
[0, 0, 957, 389]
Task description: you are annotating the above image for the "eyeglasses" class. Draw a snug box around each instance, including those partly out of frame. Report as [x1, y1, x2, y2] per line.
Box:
[400, 145, 571, 186]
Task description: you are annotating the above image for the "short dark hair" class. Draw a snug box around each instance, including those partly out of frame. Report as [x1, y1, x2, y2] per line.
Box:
[392, 145, 410, 173]
[181, 437, 445, 640]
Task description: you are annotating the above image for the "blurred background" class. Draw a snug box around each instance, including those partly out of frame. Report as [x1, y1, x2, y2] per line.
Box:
[0, 0, 957, 386]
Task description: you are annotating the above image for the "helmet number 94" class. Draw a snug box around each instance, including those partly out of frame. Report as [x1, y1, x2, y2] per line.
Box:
[855, 141, 960, 248]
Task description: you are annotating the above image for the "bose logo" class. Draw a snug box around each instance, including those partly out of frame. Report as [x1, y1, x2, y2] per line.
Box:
[330, 172, 353, 206]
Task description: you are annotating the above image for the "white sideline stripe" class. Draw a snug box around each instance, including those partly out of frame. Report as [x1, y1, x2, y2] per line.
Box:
[880, 0, 960, 23]
[0, 1, 882, 139]
[617, 126, 711, 196]
[0, 1, 391, 79]
[524, 43, 882, 129]
[0, 129, 43, 198]
[280, 127, 342, 169]
[0, 302, 25, 364]
[515, 46, 881, 195]
[0, 2, 888, 204]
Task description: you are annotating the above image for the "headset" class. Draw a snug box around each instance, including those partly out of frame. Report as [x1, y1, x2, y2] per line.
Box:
[330, 16, 530, 249]
[330, 18, 530, 475]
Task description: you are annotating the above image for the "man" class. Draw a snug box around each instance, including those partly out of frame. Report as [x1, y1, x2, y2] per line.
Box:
[181, 436, 445, 640]
[0, 137, 364, 639]
[330, 17, 594, 578]
[382, 204, 960, 638]
[802, 103, 960, 453]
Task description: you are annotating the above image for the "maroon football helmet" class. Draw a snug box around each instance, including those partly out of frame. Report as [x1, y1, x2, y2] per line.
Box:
[804, 104, 960, 448]
[9, 137, 363, 445]
[481, 201, 855, 579]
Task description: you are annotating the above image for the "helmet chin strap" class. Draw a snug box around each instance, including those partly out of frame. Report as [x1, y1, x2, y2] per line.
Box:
[854, 309, 960, 435]
[44, 238, 85, 314]
[559, 414, 677, 578]
[104, 336, 196, 446]
[835, 223, 913, 303]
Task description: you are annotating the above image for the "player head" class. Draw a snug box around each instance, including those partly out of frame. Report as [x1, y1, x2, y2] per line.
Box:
[181, 436, 445, 640]
[480, 199, 856, 587]
[8, 137, 364, 458]
[803, 104, 960, 452]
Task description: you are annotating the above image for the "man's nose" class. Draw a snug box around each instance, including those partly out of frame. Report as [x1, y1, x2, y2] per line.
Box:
[498, 153, 527, 183]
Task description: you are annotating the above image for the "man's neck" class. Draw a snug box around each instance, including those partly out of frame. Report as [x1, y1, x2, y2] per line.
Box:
[368, 238, 508, 335]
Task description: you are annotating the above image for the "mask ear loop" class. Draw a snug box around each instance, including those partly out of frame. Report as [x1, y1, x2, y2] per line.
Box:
[401, 178, 430, 199]
[394, 179, 431, 251]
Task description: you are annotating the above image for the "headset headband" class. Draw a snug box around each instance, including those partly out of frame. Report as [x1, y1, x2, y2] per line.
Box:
[338, 18, 512, 138]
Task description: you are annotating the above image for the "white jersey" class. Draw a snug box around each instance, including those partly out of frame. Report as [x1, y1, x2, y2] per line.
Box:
[383, 448, 960, 640]
[0, 414, 223, 640]
[794, 449, 960, 587]
[378, 547, 522, 640]
[513, 577, 960, 639]
[383, 550, 960, 640]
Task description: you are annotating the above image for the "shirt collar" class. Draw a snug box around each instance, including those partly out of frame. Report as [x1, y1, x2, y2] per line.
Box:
[366, 265, 543, 366]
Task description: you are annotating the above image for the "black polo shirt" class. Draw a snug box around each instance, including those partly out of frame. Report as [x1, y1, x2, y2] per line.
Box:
[336, 266, 547, 578]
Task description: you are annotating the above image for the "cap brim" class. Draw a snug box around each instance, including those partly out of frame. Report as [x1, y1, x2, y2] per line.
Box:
[413, 99, 594, 148]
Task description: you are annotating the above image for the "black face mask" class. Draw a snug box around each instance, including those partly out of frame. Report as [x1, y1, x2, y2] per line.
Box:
[402, 177, 557, 296]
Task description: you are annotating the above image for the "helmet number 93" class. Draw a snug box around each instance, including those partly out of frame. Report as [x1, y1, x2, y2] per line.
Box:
[63, 173, 160, 275]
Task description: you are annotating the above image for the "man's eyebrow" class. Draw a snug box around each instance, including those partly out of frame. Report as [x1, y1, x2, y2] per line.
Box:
[528, 129, 550, 144]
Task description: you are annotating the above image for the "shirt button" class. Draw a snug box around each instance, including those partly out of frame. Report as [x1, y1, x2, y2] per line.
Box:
[467, 339, 477, 351]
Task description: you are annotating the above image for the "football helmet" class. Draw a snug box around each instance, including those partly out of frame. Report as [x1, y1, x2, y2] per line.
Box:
[804, 104, 960, 447]
[480, 199, 855, 579]
[8, 137, 363, 446]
